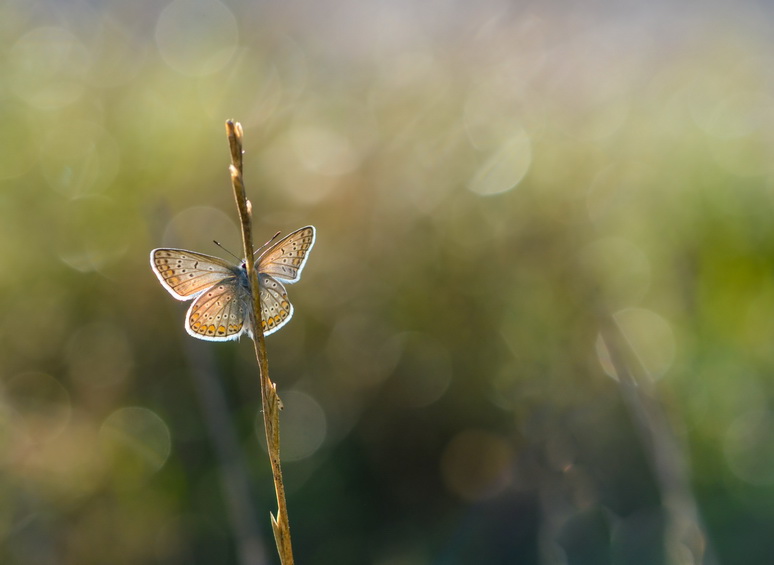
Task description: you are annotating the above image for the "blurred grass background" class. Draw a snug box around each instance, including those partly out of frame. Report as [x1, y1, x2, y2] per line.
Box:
[2, 0, 774, 563]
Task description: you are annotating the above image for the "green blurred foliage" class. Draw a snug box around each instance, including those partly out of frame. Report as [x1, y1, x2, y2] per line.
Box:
[2, 0, 774, 564]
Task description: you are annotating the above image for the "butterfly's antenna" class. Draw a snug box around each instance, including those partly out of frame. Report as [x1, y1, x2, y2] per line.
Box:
[254, 231, 282, 256]
[213, 240, 241, 261]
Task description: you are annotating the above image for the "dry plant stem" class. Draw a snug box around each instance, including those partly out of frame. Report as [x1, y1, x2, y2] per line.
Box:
[226, 120, 295, 565]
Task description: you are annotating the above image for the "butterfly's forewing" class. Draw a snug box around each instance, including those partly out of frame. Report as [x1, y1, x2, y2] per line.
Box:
[257, 226, 315, 283]
[258, 273, 293, 335]
[151, 249, 237, 299]
[186, 278, 251, 341]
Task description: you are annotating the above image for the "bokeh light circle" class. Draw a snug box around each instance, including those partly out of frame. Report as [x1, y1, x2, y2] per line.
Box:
[577, 237, 651, 309]
[468, 128, 532, 196]
[55, 195, 129, 272]
[3, 371, 72, 444]
[586, 160, 656, 223]
[724, 409, 774, 485]
[440, 429, 512, 501]
[292, 126, 360, 177]
[390, 332, 452, 408]
[326, 315, 403, 389]
[255, 390, 327, 462]
[66, 322, 133, 388]
[0, 101, 35, 180]
[161, 206, 239, 252]
[9, 26, 90, 109]
[155, 0, 238, 77]
[99, 407, 172, 479]
[40, 120, 120, 198]
[597, 308, 676, 382]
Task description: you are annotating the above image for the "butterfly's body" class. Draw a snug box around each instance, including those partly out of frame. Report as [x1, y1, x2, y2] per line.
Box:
[150, 226, 315, 341]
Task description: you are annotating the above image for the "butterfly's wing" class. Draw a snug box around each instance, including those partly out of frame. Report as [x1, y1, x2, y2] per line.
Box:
[185, 278, 252, 341]
[184, 272, 293, 340]
[257, 226, 316, 284]
[151, 233, 310, 340]
[150, 249, 237, 300]
[259, 273, 293, 336]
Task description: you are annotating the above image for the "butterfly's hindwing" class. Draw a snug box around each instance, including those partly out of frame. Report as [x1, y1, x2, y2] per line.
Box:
[151, 249, 237, 299]
[185, 278, 251, 341]
[257, 226, 315, 284]
[259, 273, 293, 335]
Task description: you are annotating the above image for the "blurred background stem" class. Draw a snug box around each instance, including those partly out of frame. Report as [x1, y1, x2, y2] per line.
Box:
[184, 338, 269, 565]
[598, 316, 715, 565]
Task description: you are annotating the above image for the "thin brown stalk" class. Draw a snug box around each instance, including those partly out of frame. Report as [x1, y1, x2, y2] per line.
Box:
[226, 120, 295, 565]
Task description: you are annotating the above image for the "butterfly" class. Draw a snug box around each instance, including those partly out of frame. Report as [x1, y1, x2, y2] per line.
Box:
[150, 226, 315, 341]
